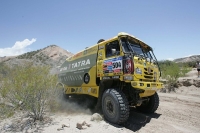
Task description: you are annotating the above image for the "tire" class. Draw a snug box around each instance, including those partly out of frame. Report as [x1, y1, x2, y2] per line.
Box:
[102, 89, 129, 124]
[136, 92, 159, 113]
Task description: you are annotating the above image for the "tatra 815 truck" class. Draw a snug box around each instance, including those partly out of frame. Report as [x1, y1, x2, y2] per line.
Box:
[57, 32, 163, 124]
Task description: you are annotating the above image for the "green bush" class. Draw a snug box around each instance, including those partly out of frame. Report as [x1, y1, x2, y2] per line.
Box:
[159, 60, 191, 92]
[0, 62, 57, 120]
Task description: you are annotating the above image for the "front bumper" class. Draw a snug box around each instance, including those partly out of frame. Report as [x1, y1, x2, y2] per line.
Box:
[131, 81, 163, 91]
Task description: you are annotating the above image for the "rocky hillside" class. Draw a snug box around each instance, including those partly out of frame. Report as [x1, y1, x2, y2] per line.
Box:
[0, 45, 73, 74]
[173, 54, 200, 63]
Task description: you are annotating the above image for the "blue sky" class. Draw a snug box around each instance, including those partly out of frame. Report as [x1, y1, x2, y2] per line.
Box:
[0, 0, 200, 60]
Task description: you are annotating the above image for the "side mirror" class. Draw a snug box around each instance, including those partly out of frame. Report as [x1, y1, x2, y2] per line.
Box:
[111, 49, 116, 55]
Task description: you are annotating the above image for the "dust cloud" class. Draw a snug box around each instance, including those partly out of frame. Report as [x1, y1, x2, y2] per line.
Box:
[49, 90, 95, 115]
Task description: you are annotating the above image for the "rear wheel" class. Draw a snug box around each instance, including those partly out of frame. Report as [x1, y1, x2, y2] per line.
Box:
[102, 89, 129, 124]
[136, 92, 159, 113]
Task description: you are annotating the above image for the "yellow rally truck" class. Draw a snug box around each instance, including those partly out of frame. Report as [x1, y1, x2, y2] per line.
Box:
[57, 32, 163, 124]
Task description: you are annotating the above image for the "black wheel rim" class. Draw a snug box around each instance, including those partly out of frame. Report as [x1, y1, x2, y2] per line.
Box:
[105, 97, 115, 117]
[107, 100, 114, 113]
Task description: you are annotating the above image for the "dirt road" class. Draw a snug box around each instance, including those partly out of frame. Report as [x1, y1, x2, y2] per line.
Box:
[125, 89, 200, 133]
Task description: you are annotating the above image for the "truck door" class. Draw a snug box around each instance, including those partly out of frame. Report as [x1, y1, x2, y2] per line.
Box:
[97, 40, 123, 79]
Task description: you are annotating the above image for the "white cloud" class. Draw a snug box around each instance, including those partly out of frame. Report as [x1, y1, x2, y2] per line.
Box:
[0, 38, 36, 57]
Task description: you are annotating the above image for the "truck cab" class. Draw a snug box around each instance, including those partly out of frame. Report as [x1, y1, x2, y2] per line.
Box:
[97, 32, 162, 96]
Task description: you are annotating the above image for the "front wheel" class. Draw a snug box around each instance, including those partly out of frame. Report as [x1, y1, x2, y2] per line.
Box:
[136, 92, 159, 113]
[102, 89, 129, 124]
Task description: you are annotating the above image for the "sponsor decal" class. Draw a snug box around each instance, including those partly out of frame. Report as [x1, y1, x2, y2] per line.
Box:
[72, 59, 90, 68]
[84, 73, 90, 84]
[99, 46, 104, 50]
[103, 57, 123, 73]
[98, 52, 102, 57]
[60, 59, 91, 71]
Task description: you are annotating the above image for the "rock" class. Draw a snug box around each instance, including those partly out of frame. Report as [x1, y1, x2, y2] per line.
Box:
[193, 79, 200, 87]
[182, 79, 193, 86]
[82, 121, 91, 127]
[62, 123, 70, 128]
[76, 121, 90, 130]
[82, 121, 86, 125]
[91, 113, 103, 121]
[3, 124, 13, 131]
[76, 122, 83, 129]
[176, 81, 183, 87]
[86, 123, 91, 127]
[57, 128, 64, 131]
[57, 123, 70, 131]
[82, 125, 88, 129]
[19, 100, 23, 105]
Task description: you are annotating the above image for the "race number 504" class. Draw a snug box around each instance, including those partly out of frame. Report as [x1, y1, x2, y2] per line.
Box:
[112, 60, 122, 69]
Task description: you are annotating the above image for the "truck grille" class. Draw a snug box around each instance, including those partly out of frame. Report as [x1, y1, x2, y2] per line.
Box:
[144, 68, 153, 79]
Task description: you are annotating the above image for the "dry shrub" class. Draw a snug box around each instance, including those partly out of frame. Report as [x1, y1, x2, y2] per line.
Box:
[0, 62, 57, 120]
[159, 61, 190, 93]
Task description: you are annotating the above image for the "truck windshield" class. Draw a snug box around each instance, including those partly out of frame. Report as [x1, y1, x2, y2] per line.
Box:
[121, 37, 156, 61]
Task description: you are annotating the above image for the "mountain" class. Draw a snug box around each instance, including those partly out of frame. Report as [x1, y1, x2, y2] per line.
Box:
[173, 55, 200, 63]
[0, 45, 73, 74]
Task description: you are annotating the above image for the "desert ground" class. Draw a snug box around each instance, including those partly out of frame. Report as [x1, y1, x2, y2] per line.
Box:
[1, 68, 200, 133]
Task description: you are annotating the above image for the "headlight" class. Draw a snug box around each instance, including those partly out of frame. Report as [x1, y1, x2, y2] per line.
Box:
[135, 68, 142, 74]
[124, 75, 133, 80]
